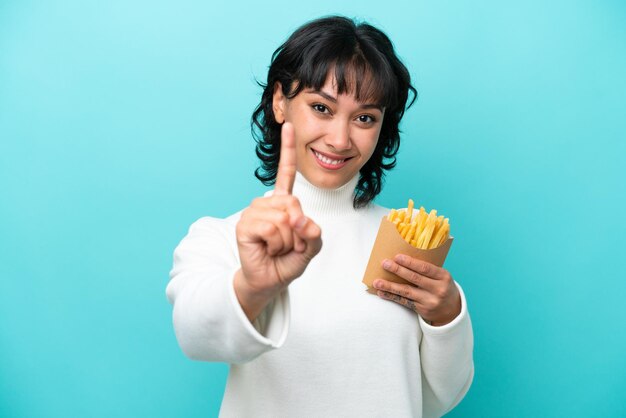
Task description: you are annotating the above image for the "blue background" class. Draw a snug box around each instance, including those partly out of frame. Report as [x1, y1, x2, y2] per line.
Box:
[1, 1, 625, 417]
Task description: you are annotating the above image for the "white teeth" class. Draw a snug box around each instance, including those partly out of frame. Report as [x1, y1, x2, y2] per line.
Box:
[314, 150, 346, 165]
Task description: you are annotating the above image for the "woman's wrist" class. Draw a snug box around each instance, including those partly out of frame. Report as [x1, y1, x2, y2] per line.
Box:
[428, 297, 462, 327]
[233, 269, 281, 322]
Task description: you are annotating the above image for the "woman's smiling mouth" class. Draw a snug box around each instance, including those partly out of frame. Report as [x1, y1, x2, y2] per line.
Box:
[311, 148, 353, 170]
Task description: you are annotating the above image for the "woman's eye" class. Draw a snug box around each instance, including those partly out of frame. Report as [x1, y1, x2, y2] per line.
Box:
[357, 114, 376, 123]
[312, 104, 329, 114]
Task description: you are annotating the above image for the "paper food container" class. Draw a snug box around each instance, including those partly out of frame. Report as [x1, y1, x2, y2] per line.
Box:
[362, 216, 454, 294]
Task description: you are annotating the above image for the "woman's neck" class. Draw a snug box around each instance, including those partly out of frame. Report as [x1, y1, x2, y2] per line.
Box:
[289, 172, 361, 219]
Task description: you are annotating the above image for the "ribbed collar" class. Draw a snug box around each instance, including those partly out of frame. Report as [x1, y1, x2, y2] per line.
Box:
[269, 172, 360, 219]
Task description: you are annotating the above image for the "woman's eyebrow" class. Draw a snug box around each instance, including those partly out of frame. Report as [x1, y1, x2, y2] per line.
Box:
[312, 90, 338, 103]
[308, 90, 384, 111]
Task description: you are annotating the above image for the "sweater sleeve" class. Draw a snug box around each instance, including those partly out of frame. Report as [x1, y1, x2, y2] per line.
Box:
[419, 282, 474, 417]
[165, 216, 290, 364]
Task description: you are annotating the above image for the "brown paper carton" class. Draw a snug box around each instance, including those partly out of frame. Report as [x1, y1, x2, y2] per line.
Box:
[362, 217, 454, 294]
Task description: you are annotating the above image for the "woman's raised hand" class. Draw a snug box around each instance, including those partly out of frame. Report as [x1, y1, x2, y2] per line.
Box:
[234, 123, 323, 321]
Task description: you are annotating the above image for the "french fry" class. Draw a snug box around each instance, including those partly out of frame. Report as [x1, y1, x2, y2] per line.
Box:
[387, 209, 397, 222]
[415, 207, 427, 237]
[432, 219, 450, 248]
[428, 222, 445, 248]
[435, 215, 444, 231]
[416, 210, 437, 249]
[406, 199, 414, 224]
[405, 221, 417, 243]
[400, 223, 411, 239]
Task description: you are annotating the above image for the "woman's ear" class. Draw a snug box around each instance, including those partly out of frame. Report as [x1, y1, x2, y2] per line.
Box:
[272, 82, 286, 124]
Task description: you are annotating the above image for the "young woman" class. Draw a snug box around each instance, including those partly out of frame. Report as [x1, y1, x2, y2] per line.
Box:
[167, 16, 474, 417]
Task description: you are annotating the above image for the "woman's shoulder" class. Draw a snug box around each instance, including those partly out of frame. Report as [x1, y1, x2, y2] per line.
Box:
[184, 210, 243, 237]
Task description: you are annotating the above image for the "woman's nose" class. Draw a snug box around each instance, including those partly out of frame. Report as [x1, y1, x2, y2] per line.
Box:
[325, 121, 352, 151]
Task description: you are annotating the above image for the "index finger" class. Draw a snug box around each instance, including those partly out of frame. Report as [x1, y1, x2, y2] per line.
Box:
[274, 122, 297, 196]
[393, 254, 450, 281]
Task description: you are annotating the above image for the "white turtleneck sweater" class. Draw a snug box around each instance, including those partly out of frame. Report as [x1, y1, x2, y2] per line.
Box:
[166, 174, 474, 418]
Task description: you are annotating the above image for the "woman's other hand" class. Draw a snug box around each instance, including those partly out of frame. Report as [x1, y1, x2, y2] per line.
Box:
[373, 255, 461, 326]
[234, 123, 322, 321]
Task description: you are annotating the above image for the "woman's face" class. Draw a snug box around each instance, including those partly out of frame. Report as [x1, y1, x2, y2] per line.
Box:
[273, 75, 385, 190]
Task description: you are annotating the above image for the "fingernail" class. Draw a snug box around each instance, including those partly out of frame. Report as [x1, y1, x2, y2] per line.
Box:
[382, 259, 391, 269]
[373, 279, 381, 288]
[395, 254, 405, 263]
[295, 216, 307, 229]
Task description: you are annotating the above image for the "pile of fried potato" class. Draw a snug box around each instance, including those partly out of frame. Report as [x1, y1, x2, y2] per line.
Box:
[387, 199, 450, 250]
